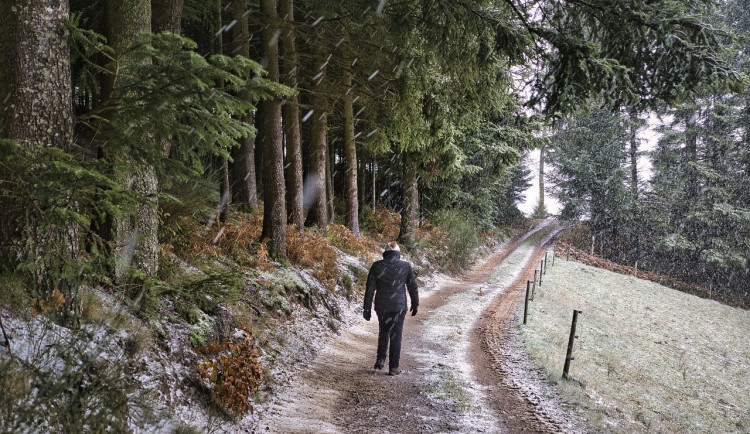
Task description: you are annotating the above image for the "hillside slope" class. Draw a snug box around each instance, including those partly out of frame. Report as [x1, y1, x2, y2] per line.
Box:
[517, 256, 750, 433]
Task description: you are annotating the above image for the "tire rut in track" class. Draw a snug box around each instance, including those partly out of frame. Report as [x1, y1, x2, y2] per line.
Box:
[470, 225, 570, 433]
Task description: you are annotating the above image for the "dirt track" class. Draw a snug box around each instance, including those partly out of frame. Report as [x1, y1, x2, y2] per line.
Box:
[257, 222, 575, 433]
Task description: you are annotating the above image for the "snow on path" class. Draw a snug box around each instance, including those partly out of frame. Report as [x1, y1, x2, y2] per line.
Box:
[418, 233, 541, 431]
[253, 223, 555, 433]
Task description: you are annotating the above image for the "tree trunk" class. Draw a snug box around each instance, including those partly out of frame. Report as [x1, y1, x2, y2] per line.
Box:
[629, 111, 639, 201]
[357, 154, 365, 211]
[151, 0, 183, 33]
[259, 0, 287, 259]
[326, 136, 335, 224]
[685, 109, 699, 199]
[151, 0, 182, 159]
[8, 1, 73, 149]
[212, 0, 231, 223]
[535, 144, 546, 218]
[0, 1, 16, 136]
[280, 0, 303, 229]
[342, 69, 360, 236]
[105, 0, 159, 279]
[5, 0, 80, 319]
[372, 159, 376, 210]
[306, 50, 329, 230]
[398, 153, 418, 246]
[227, 0, 258, 211]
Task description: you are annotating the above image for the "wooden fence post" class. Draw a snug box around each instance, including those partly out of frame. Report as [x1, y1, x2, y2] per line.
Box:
[523, 280, 531, 324]
[539, 260, 544, 285]
[562, 310, 582, 380]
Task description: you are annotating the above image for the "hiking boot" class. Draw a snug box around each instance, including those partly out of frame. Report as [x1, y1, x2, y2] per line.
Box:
[373, 359, 385, 370]
[387, 368, 400, 376]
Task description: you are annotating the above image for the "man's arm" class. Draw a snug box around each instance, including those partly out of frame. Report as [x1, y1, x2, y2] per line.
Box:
[406, 265, 418, 316]
[363, 265, 377, 320]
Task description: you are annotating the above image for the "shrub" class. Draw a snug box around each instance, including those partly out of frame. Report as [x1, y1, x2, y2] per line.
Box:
[197, 326, 263, 417]
[286, 227, 338, 291]
[327, 224, 380, 257]
[213, 213, 264, 266]
[360, 205, 401, 242]
[426, 209, 481, 273]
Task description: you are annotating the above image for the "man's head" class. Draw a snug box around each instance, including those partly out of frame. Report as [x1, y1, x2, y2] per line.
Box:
[384, 241, 400, 252]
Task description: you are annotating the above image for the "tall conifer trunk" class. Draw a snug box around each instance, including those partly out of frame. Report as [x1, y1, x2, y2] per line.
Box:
[151, 0, 183, 33]
[326, 138, 334, 224]
[535, 144, 546, 218]
[212, 0, 231, 223]
[4, 0, 79, 319]
[0, 1, 13, 137]
[629, 111, 639, 201]
[372, 159, 376, 210]
[151, 0, 182, 160]
[280, 0, 303, 229]
[259, 0, 287, 259]
[306, 48, 329, 230]
[685, 110, 699, 199]
[398, 153, 418, 246]
[105, 0, 159, 279]
[228, 0, 258, 211]
[342, 69, 360, 236]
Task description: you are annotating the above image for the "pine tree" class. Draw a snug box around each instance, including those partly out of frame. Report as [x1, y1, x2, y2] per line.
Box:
[548, 107, 632, 260]
[103, 0, 160, 280]
[228, 0, 258, 211]
[281, 0, 304, 229]
[259, 0, 287, 259]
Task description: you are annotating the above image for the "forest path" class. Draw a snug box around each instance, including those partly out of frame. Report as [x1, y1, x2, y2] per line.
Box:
[257, 221, 570, 433]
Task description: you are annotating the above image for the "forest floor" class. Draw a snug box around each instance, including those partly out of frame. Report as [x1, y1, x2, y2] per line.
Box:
[252, 221, 581, 433]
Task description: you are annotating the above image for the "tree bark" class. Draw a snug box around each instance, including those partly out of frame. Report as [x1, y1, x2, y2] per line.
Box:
[259, 0, 287, 259]
[8, 0, 73, 149]
[629, 111, 639, 201]
[398, 152, 418, 246]
[5, 0, 80, 319]
[0, 1, 16, 137]
[685, 109, 699, 199]
[342, 69, 360, 236]
[227, 0, 258, 211]
[280, 0, 303, 230]
[326, 136, 334, 224]
[151, 0, 183, 33]
[105, 0, 159, 279]
[357, 153, 365, 211]
[306, 50, 329, 230]
[212, 0, 231, 223]
[535, 144, 546, 218]
[151, 0, 182, 159]
[372, 159, 376, 210]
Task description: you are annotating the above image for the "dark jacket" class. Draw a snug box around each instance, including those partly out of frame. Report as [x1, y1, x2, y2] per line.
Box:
[364, 250, 418, 314]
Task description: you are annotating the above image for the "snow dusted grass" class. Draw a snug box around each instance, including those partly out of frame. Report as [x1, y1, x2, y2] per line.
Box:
[518, 257, 750, 433]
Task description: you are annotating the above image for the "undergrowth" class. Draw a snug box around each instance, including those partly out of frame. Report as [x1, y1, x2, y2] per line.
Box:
[423, 209, 482, 273]
[286, 227, 338, 291]
[197, 325, 263, 417]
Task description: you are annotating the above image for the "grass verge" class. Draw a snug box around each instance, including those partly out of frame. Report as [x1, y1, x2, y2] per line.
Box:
[517, 257, 750, 433]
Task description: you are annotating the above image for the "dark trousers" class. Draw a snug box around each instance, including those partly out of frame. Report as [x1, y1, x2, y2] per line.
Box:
[376, 310, 407, 370]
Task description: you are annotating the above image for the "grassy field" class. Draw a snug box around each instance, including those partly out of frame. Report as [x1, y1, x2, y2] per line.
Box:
[517, 253, 750, 433]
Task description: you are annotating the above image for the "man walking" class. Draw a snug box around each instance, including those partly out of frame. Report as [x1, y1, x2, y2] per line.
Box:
[363, 241, 418, 376]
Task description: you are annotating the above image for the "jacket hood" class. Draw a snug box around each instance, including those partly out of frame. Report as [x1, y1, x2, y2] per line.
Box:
[383, 250, 401, 261]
